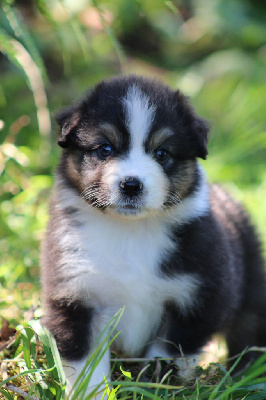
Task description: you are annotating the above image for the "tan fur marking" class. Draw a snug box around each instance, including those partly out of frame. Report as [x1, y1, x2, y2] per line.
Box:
[66, 155, 84, 192]
[148, 128, 175, 151]
[98, 123, 123, 149]
[173, 159, 197, 199]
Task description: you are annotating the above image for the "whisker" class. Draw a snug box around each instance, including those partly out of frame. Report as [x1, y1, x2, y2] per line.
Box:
[80, 184, 100, 198]
[80, 183, 113, 209]
[164, 188, 182, 208]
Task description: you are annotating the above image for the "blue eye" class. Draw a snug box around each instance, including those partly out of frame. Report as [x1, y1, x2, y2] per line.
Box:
[155, 148, 170, 163]
[97, 144, 113, 159]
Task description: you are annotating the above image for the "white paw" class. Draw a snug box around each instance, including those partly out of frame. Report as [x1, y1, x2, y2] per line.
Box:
[175, 354, 199, 381]
[63, 351, 110, 399]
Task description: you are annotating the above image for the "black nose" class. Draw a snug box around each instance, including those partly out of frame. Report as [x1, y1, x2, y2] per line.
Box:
[120, 177, 143, 198]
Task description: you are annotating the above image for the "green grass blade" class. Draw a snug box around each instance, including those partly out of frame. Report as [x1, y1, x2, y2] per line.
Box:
[17, 325, 35, 369]
[2, 2, 48, 81]
[34, 0, 71, 75]
[0, 30, 21, 68]
[0, 388, 14, 400]
[57, 0, 90, 63]
[92, 0, 126, 70]
[208, 348, 247, 399]
[28, 319, 66, 392]
[0, 32, 51, 137]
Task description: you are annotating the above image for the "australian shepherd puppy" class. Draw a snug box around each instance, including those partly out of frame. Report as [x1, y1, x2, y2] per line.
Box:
[41, 75, 266, 397]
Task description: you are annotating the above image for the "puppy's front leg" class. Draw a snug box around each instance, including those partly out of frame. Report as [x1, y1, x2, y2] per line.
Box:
[63, 346, 110, 399]
[145, 338, 200, 381]
[43, 299, 111, 399]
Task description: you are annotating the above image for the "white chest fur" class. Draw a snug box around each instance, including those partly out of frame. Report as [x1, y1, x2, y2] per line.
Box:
[54, 187, 201, 356]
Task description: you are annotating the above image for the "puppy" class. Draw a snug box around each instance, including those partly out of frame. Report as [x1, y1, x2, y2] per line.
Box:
[41, 75, 266, 397]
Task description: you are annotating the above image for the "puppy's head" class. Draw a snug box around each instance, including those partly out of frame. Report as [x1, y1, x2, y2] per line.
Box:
[56, 75, 209, 219]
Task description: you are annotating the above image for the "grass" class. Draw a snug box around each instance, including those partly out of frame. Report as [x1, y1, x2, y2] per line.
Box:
[1, 317, 266, 399]
[1, 0, 266, 398]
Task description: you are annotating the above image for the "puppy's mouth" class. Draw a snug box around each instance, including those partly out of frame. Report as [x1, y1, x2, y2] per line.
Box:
[111, 202, 143, 216]
[119, 204, 139, 210]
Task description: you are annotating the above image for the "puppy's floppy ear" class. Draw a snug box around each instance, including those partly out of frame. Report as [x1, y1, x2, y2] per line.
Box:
[174, 90, 210, 160]
[191, 115, 210, 160]
[55, 106, 81, 148]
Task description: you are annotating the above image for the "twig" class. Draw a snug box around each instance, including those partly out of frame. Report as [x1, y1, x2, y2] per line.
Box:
[111, 357, 174, 363]
[112, 346, 266, 364]
[5, 384, 40, 400]
[1, 361, 8, 381]
[227, 346, 266, 362]
[0, 337, 16, 353]
[247, 346, 266, 353]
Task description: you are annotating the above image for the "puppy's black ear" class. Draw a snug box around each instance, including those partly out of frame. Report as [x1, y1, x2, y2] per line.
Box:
[192, 115, 210, 160]
[55, 106, 81, 148]
[174, 90, 210, 160]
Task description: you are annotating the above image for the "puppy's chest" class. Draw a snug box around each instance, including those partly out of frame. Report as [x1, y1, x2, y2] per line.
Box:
[60, 209, 200, 306]
[58, 208, 200, 355]
[64, 213, 175, 295]
[62, 214, 177, 355]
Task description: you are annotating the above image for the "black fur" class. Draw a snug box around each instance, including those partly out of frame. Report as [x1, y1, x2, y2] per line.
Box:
[43, 300, 93, 361]
[56, 75, 209, 160]
[159, 184, 266, 366]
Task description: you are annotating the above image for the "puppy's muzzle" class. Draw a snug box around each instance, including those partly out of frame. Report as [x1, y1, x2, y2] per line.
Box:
[119, 177, 143, 198]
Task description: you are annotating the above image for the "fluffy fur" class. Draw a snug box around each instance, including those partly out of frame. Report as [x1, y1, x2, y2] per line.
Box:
[41, 75, 266, 398]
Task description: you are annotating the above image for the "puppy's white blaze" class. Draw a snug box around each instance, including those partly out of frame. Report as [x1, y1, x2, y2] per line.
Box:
[123, 85, 156, 147]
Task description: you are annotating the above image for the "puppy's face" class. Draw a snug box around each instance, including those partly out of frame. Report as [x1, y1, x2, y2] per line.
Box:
[56, 76, 209, 219]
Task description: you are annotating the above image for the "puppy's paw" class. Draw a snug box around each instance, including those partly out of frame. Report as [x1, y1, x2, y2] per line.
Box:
[174, 354, 199, 382]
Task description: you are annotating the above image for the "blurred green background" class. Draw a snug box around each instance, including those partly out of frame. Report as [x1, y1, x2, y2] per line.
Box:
[0, 0, 266, 324]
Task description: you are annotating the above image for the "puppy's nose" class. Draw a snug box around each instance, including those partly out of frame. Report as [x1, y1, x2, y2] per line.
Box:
[120, 177, 143, 197]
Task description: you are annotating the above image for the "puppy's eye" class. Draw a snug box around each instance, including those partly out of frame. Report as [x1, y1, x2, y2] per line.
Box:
[97, 144, 113, 159]
[155, 148, 170, 163]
